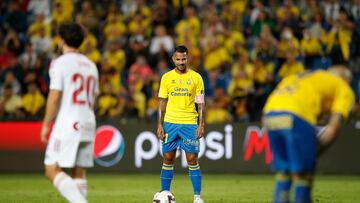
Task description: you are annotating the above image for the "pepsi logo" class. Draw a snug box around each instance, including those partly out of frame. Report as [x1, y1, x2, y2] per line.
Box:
[93, 125, 125, 167]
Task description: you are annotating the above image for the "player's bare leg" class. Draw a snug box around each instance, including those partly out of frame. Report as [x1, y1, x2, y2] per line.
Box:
[72, 167, 88, 198]
[186, 153, 203, 203]
[45, 164, 63, 181]
[293, 173, 313, 203]
[163, 151, 176, 165]
[45, 164, 87, 203]
[160, 151, 176, 192]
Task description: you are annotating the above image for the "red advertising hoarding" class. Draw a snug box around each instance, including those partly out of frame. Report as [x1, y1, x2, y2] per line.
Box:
[0, 122, 46, 151]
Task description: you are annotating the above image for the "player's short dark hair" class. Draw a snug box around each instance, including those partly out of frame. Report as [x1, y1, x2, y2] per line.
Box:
[58, 22, 84, 48]
[174, 45, 188, 54]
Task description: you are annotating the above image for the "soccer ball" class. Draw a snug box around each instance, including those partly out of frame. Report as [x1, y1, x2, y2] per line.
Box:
[153, 191, 176, 203]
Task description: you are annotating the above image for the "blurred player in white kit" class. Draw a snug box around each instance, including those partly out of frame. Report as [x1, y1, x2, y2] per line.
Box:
[40, 22, 99, 203]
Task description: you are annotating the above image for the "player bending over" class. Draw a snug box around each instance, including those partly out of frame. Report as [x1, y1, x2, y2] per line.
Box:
[157, 45, 205, 203]
[40, 22, 99, 203]
[263, 65, 354, 203]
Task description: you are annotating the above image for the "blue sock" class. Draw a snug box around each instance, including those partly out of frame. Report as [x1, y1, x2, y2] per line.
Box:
[160, 164, 174, 191]
[189, 164, 202, 195]
[294, 180, 311, 203]
[274, 173, 292, 203]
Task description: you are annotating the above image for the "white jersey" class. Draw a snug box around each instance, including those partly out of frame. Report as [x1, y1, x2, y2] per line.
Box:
[49, 52, 99, 141]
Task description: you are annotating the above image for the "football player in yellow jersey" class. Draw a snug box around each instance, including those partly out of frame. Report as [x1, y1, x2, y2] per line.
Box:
[157, 45, 205, 203]
[263, 65, 355, 203]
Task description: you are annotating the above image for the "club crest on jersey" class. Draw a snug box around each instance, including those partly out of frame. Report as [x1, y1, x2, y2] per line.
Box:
[171, 80, 175, 84]
[179, 79, 182, 84]
[187, 79, 191, 85]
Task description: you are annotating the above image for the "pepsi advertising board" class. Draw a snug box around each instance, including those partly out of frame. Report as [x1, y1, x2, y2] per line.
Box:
[0, 121, 360, 173]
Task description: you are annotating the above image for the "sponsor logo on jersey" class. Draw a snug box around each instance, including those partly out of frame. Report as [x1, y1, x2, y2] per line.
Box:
[93, 125, 125, 167]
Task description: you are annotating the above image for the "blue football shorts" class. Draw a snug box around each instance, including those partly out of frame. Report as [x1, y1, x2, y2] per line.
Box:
[263, 112, 317, 173]
[162, 122, 199, 154]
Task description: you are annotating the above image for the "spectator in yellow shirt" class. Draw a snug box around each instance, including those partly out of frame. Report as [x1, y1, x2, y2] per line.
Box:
[103, 13, 127, 41]
[99, 61, 121, 95]
[82, 42, 101, 65]
[96, 82, 126, 118]
[79, 28, 98, 54]
[103, 41, 126, 72]
[206, 87, 232, 124]
[128, 81, 146, 119]
[21, 83, 45, 117]
[28, 13, 51, 38]
[324, 9, 354, 64]
[204, 38, 231, 71]
[128, 11, 151, 36]
[277, 27, 300, 60]
[0, 84, 23, 119]
[224, 29, 246, 58]
[300, 29, 323, 69]
[51, 1, 73, 25]
[278, 53, 305, 80]
[175, 6, 201, 39]
[276, 0, 300, 19]
[231, 54, 254, 80]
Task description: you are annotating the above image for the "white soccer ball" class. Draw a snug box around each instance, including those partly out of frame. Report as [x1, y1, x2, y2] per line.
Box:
[153, 191, 176, 203]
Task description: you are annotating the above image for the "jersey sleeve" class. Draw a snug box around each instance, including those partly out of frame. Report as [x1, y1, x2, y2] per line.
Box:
[49, 60, 63, 91]
[332, 83, 355, 119]
[194, 74, 205, 103]
[158, 74, 168, 98]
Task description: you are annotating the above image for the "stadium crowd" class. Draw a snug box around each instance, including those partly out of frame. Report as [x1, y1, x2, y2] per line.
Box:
[0, 0, 359, 123]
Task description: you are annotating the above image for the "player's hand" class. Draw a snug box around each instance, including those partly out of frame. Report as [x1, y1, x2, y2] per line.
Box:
[319, 125, 337, 146]
[157, 124, 165, 140]
[40, 125, 50, 144]
[196, 123, 205, 139]
[317, 125, 338, 156]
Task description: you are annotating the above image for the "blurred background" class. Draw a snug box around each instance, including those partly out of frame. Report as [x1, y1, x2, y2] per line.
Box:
[0, 0, 360, 173]
[0, 1, 360, 202]
[0, 0, 360, 122]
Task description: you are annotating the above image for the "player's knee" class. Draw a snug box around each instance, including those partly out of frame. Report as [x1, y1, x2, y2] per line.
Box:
[162, 151, 176, 165]
[186, 159, 198, 166]
[186, 154, 198, 165]
[44, 168, 55, 180]
[163, 157, 175, 165]
[163, 155, 175, 165]
[44, 165, 61, 180]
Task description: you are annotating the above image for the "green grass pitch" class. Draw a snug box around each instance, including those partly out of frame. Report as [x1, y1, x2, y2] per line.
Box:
[0, 174, 359, 202]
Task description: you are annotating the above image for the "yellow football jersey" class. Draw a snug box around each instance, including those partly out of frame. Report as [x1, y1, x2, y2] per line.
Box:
[263, 70, 355, 125]
[159, 69, 205, 124]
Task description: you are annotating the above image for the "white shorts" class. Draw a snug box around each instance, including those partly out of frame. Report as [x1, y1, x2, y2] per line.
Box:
[44, 137, 94, 168]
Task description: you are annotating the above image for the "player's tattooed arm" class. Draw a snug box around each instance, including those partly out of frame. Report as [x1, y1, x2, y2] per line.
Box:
[157, 98, 168, 140]
[196, 102, 205, 139]
[40, 90, 62, 144]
